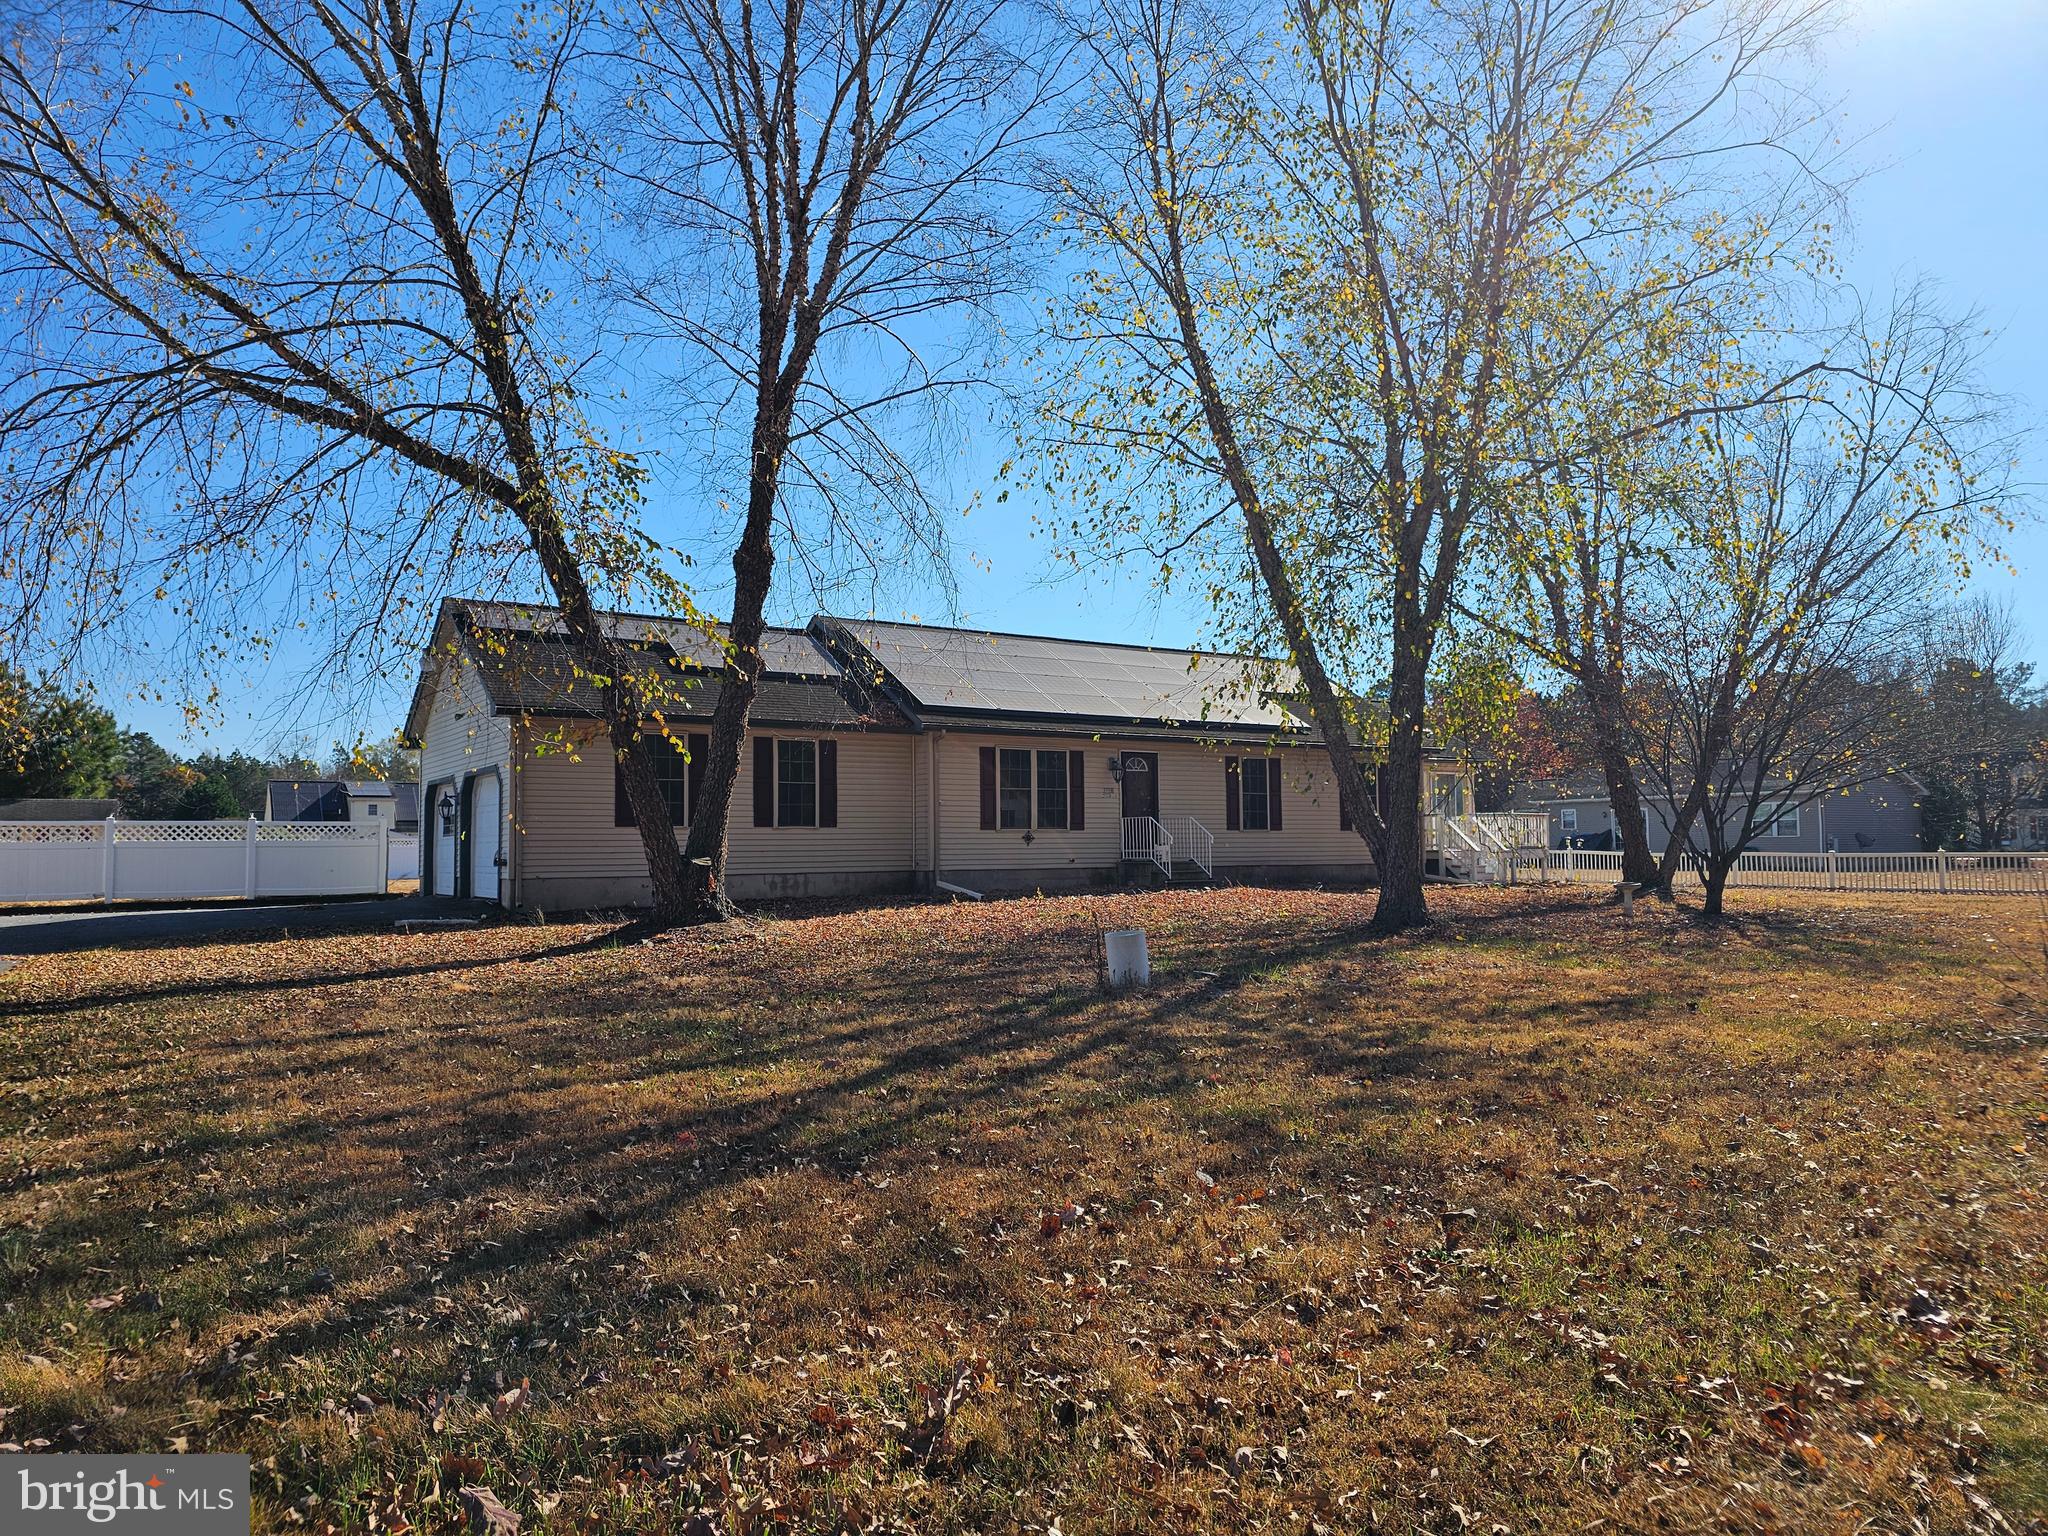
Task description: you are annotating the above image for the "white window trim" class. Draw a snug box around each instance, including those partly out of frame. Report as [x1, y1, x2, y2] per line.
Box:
[997, 746, 1075, 832]
[776, 738, 820, 829]
[1771, 804, 1800, 838]
[1240, 756, 1277, 831]
[1559, 807, 1579, 833]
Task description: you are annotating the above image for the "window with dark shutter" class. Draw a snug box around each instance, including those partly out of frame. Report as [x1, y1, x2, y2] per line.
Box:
[1068, 750, 1085, 830]
[1035, 749, 1068, 828]
[978, 747, 997, 829]
[818, 739, 838, 827]
[1224, 757, 1241, 830]
[753, 737, 776, 826]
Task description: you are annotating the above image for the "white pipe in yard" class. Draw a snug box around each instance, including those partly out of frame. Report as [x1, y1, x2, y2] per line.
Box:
[1103, 927, 1150, 988]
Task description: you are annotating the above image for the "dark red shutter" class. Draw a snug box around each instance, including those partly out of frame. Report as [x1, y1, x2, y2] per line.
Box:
[753, 736, 776, 826]
[978, 746, 997, 829]
[1339, 770, 1351, 831]
[818, 739, 838, 827]
[614, 751, 633, 827]
[1267, 758, 1283, 830]
[1068, 750, 1085, 830]
[687, 732, 708, 825]
[1224, 757, 1241, 830]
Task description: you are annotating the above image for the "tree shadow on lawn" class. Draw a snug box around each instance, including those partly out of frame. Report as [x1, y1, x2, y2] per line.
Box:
[2, 886, 2004, 1462]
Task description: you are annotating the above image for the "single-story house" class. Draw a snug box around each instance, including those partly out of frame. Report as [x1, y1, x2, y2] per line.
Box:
[403, 598, 1477, 909]
[267, 778, 420, 833]
[1513, 769, 1927, 854]
[0, 797, 123, 821]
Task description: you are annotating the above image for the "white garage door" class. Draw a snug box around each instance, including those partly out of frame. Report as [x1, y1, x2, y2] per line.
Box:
[470, 774, 501, 901]
[432, 786, 457, 897]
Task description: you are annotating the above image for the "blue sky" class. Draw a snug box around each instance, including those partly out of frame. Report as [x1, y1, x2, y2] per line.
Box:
[114, 0, 2047, 755]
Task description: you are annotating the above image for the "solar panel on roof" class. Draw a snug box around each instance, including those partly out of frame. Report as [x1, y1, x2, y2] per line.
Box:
[843, 620, 1302, 727]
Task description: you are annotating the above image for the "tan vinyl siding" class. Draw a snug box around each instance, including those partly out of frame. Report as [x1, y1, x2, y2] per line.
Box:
[932, 734, 1373, 874]
[911, 734, 935, 872]
[1155, 743, 1373, 868]
[516, 724, 915, 881]
[936, 734, 1122, 873]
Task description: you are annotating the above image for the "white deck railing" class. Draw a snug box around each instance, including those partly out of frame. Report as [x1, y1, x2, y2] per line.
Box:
[1545, 846, 2048, 895]
[1160, 815, 1215, 879]
[0, 817, 390, 903]
[1121, 816, 1173, 878]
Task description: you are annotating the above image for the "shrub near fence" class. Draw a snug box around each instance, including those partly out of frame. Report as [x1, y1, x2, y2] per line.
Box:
[1545, 847, 2048, 895]
[0, 817, 389, 903]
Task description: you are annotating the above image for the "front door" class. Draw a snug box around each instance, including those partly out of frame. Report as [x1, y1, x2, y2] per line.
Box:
[1119, 752, 1159, 821]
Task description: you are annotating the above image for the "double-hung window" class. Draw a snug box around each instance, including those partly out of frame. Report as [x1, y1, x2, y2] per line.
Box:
[748, 736, 838, 828]
[979, 746, 1085, 832]
[1771, 804, 1800, 838]
[1226, 757, 1283, 831]
[1559, 807, 1579, 834]
[1241, 758, 1271, 829]
[1035, 750, 1069, 829]
[996, 748, 1035, 829]
[778, 739, 819, 828]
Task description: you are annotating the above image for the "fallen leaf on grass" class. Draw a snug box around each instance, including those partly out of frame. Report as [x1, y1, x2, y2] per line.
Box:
[459, 1484, 520, 1534]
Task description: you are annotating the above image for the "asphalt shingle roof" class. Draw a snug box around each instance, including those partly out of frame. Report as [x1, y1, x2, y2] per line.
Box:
[464, 631, 908, 732]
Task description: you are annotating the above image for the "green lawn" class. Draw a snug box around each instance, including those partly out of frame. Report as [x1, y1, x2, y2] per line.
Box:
[2, 885, 2044, 1533]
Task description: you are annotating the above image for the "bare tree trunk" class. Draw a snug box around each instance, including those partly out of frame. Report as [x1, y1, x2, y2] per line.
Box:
[1375, 702, 1430, 932]
[1152, 220, 1397, 917]
[678, 448, 780, 916]
[1582, 675, 1660, 889]
[1370, 619, 1433, 932]
[1700, 856, 1733, 919]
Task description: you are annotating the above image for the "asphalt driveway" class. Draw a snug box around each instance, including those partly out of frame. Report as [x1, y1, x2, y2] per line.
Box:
[0, 895, 484, 962]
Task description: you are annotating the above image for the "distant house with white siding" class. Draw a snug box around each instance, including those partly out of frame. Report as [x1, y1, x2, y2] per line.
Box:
[404, 598, 1478, 908]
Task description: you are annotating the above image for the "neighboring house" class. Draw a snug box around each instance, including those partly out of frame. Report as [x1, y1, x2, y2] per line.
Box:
[0, 797, 123, 821]
[267, 778, 421, 833]
[2015, 798, 2048, 851]
[403, 598, 1477, 909]
[1514, 771, 1927, 854]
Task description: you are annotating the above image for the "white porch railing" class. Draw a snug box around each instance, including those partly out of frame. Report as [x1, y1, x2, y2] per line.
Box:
[1544, 847, 2048, 895]
[1472, 811, 1550, 850]
[0, 817, 390, 903]
[1160, 815, 1215, 879]
[1122, 816, 1173, 878]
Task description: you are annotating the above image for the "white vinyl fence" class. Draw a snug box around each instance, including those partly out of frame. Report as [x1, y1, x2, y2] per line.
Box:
[0, 818, 390, 903]
[1544, 846, 2048, 896]
[386, 832, 420, 883]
